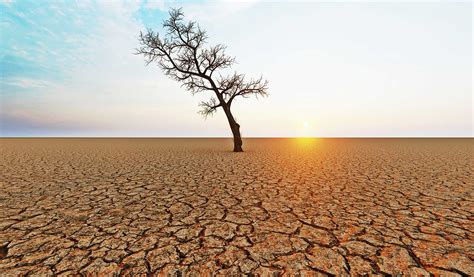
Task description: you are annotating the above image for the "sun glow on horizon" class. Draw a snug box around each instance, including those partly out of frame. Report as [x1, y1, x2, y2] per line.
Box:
[299, 120, 315, 138]
[293, 137, 321, 150]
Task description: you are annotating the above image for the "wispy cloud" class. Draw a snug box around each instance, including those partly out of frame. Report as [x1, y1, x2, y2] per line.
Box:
[144, 0, 167, 11]
[1, 78, 57, 89]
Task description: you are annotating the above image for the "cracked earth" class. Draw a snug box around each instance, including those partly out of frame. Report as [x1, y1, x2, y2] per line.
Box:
[0, 138, 472, 276]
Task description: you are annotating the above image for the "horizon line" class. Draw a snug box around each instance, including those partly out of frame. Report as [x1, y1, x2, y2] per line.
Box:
[1, 136, 473, 139]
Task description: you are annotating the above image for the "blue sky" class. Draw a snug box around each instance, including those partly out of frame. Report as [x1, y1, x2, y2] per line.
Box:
[0, 0, 472, 137]
[1, 0, 166, 92]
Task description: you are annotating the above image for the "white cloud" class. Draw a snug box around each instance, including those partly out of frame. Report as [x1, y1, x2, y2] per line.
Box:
[2, 78, 57, 89]
[179, 0, 260, 22]
[144, 0, 166, 11]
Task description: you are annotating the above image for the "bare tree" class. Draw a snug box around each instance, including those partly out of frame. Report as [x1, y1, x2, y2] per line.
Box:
[137, 8, 268, 152]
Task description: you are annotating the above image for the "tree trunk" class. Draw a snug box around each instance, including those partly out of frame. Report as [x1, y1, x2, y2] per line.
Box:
[231, 121, 243, 152]
[222, 105, 243, 152]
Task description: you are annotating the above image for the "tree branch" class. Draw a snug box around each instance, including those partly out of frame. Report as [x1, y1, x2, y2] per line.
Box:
[137, 8, 268, 116]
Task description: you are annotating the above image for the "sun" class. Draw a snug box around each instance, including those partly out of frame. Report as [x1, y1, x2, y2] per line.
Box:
[299, 121, 313, 138]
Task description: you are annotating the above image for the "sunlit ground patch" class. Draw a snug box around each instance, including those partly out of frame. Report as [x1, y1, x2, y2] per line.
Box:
[293, 137, 321, 150]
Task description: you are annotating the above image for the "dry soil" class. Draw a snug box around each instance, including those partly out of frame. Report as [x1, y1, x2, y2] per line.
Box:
[0, 138, 472, 276]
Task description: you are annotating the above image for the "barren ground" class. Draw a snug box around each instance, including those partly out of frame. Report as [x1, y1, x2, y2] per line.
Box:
[0, 138, 472, 276]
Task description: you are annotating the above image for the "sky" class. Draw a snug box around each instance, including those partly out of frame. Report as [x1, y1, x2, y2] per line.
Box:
[0, 0, 472, 137]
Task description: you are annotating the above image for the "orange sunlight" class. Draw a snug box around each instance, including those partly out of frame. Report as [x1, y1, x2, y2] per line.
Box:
[293, 137, 321, 150]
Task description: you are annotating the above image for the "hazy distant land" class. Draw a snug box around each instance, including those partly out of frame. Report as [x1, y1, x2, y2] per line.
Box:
[0, 138, 472, 275]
